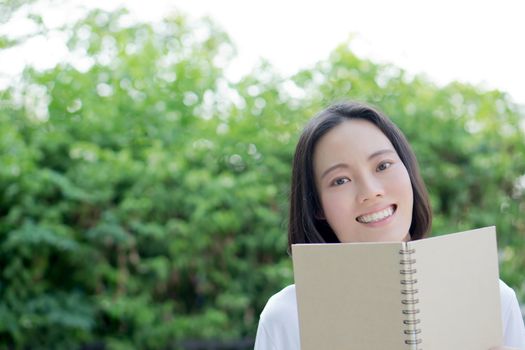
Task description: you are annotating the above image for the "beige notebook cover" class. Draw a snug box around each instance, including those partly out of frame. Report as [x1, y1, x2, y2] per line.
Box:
[292, 226, 502, 350]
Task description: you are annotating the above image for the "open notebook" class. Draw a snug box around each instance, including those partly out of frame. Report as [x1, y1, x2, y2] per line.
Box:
[292, 226, 502, 350]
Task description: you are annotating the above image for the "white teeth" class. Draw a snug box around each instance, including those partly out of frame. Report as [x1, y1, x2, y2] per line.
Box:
[357, 206, 395, 224]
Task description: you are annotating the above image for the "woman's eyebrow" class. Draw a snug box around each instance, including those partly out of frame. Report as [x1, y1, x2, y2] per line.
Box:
[368, 149, 395, 160]
[320, 163, 348, 180]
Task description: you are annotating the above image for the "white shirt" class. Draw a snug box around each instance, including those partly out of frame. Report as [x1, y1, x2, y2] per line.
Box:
[255, 280, 525, 349]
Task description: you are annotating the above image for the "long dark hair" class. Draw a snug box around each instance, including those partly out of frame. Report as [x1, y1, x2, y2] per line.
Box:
[288, 101, 432, 253]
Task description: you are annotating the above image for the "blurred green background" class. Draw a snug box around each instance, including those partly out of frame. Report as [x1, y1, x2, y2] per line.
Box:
[1, 3, 524, 349]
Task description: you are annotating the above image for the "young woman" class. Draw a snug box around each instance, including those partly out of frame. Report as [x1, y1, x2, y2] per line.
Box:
[254, 102, 525, 349]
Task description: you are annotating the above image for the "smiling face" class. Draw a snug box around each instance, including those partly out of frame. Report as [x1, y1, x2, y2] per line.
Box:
[313, 119, 414, 243]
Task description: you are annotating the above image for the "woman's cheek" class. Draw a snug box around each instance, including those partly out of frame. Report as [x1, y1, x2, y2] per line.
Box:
[321, 191, 351, 230]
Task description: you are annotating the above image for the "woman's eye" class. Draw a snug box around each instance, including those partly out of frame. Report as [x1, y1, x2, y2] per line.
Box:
[377, 161, 392, 171]
[332, 177, 350, 186]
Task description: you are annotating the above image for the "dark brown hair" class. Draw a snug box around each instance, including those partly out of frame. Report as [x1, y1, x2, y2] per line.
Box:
[288, 101, 432, 253]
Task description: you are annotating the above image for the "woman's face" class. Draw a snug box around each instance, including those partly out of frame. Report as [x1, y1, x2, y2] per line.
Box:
[313, 119, 413, 243]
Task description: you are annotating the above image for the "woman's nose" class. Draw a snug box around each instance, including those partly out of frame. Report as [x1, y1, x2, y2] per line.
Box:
[356, 176, 385, 203]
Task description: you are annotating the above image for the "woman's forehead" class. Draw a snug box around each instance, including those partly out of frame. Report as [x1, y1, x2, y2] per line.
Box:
[313, 119, 395, 165]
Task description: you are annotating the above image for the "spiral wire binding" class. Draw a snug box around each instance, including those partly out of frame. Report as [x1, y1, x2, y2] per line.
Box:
[400, 247, 422, 348]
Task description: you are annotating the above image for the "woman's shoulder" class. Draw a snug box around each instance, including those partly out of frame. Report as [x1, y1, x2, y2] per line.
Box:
[260, 284, 298, 323]
[498, 279, 525, 348]
[498, 278, 523, 319]
[255, 284, 300, 349]
[499, 279, 519, 308]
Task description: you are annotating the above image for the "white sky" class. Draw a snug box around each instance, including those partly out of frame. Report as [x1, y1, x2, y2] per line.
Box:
[1, 0, 524, 105]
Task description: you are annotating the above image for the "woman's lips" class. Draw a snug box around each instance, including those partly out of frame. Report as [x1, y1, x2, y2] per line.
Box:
[356, 204, 397, 224]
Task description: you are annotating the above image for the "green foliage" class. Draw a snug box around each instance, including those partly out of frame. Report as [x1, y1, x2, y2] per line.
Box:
[0, 6, 524, 348]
